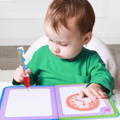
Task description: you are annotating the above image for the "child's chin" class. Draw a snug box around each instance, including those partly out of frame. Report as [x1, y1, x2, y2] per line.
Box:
[55, 54, 73, 60]
[56, 55, 64, 59]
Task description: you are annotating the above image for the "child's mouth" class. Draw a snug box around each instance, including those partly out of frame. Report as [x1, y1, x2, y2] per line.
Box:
[55, 55, 63, 58]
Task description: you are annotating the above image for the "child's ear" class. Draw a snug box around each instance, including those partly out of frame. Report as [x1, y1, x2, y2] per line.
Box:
[83, 32, 92, 45]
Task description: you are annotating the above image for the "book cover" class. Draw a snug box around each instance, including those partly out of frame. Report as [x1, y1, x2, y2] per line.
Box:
[0, 84, 119, 120]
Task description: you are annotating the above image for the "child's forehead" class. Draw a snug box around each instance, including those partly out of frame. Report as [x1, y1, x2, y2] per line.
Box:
[45, 25, 72, 39]
[45, 17, 79, 34]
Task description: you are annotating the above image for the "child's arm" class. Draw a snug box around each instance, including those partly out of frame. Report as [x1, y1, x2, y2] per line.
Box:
[79, 51, 114, 99]
[79, 83, 108, 99]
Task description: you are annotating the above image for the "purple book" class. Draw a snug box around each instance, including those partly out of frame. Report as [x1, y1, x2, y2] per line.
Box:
[0, 84, 119, 120]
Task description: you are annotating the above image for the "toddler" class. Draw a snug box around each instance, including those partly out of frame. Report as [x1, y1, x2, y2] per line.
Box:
[13, 0, 114, 99]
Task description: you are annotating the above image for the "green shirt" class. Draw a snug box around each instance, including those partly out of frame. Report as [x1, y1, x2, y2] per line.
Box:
[26, 45, 114, 96]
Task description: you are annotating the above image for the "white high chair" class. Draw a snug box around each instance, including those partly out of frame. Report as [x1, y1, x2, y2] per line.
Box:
[25, 35, 117, 79]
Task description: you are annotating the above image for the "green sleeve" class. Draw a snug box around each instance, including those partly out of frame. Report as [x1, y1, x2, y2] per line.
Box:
[27, 50, 41, 85]
[88, 51, 114, 96]
[27, 50, 40, 85]
[27, 51, 39, 74]
[29, 71, 41, 85]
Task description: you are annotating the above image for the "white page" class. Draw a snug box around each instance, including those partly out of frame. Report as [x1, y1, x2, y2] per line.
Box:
[5, 88, 52, 117]
[59, 86, 107, 115]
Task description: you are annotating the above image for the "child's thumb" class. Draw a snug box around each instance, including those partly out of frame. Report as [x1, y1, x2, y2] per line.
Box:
[79, 91, 85, 98]
[25, 69, 31, 75]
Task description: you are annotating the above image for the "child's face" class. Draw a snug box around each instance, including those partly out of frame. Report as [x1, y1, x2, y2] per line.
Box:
[44, 19, 91, 60]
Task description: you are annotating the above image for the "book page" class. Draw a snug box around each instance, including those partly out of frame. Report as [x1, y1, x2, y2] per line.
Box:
[5, 88, 52, 117]
[55, 85, 117, 119]
[0, 86, 58, 119]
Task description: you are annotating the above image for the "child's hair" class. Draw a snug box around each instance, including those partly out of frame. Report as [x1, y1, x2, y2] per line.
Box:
[45, 0, 95, 34]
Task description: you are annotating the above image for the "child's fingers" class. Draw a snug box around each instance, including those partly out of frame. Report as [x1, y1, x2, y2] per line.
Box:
[88, 87, 108, 99]
[25, 69, 31, 75]
[86, 83, 108, 99]
[19, 65, 31, 75]
[90, 88, 102, 99]
[97, 90, 108, 98]
[80, 83, 108, 99]
[18, 65, 25, 72]
[13, 65, 26, 82]
[83, 88, 96, 100]
[79, 91, 85, 98]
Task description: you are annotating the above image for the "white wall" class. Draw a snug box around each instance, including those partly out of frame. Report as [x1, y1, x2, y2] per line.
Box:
[0, 0, 120, 45]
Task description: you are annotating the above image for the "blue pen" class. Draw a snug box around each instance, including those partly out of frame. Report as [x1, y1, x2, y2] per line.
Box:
[17, 47, 30, 88]
[17, 47, 28, 70]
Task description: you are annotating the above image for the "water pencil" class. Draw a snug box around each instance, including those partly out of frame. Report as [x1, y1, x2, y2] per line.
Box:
[17, 47, 30, 88]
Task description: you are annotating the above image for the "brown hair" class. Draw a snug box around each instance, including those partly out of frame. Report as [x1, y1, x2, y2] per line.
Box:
[45, 0, 95, 34]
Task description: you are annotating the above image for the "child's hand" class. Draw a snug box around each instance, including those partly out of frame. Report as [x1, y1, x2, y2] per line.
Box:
[13, 65, 31, 83]
[79, 83, 108, 99]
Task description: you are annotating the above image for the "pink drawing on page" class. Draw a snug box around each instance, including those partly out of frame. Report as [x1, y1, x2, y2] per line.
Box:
[66, 93, 100, 111]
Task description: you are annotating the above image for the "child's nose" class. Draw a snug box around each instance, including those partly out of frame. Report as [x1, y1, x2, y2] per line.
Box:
[53, 45, 60, 53]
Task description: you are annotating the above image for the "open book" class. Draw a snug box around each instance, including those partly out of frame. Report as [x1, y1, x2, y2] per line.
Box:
[0, 84, 119, 120]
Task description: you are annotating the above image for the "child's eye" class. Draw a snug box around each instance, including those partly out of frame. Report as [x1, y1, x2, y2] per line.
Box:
[49, 39, 53, 42]
[61, 43, 68, 46]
